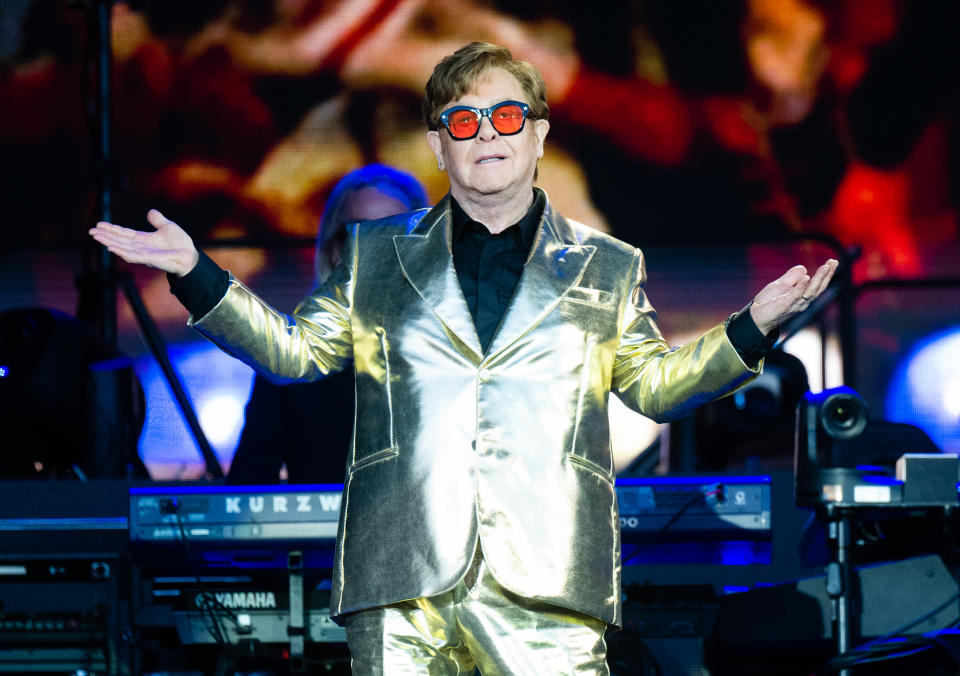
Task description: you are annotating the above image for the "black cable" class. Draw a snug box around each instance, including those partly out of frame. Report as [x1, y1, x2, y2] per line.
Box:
[823, 590, 960, 671]
[835, 643, 934, 668]
[171, 500, 233, 645]
[172, 506, 226, 645]
[172, 514, 243, 631]
[928, 632, 960, 666]
[621, 487, 719, 565]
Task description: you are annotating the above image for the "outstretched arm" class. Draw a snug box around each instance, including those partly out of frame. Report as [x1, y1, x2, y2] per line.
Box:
[89, 209, 199, 277]
[613, 254, 839, 422]
[89, 209, 355, 382]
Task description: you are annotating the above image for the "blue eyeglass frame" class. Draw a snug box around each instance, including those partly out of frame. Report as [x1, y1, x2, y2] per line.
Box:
[438, 100, 531, 140]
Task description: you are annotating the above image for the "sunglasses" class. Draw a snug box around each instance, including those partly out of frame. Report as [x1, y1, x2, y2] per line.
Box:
[438, 100, 531, 140]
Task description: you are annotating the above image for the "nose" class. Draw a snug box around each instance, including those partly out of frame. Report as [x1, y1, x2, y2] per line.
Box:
[476, 113, 498, 141]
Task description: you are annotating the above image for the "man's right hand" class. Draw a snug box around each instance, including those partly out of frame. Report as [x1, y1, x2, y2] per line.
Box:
[89, 209, 200, 277]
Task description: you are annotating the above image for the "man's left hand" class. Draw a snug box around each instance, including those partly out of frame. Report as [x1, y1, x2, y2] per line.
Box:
[749, 259, 839, 336]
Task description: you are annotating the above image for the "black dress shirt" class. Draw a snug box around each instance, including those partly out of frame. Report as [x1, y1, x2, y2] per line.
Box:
[451, 190, 543, 352]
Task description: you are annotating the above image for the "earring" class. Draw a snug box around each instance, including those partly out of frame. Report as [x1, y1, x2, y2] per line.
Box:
[437, 159, 444, 171]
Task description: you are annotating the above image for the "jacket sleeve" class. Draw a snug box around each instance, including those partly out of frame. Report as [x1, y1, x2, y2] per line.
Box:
[188, 226, 358, 384]
[611, 248, 760, 423]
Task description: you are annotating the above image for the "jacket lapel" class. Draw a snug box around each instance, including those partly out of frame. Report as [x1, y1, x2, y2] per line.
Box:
[485, 201, 595, 359]
[394, 198, 484, 360]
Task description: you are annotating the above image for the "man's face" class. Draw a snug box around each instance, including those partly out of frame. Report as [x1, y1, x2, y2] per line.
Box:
[427, 67, 549, 203]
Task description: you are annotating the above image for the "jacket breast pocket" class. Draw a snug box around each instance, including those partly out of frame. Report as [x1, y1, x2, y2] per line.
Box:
[563, 286, 616, 310]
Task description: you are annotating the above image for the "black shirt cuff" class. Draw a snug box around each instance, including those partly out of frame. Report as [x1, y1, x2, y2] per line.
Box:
[167, 251, 230, 320]
[726, 303, 778, 368]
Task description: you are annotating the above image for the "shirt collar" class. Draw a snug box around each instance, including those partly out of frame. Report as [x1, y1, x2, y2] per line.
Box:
[451, 188, 544, 249]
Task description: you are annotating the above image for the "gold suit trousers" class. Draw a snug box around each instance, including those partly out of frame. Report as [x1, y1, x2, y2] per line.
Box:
[344, 547, 609, 675]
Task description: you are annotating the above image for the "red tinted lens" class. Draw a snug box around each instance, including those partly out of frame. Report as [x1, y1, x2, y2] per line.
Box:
[447, 110, 479, 138]
[490, 104, 525, 134]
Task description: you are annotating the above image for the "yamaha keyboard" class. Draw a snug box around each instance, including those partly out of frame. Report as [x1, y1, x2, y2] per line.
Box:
[142, 576, 347, 646]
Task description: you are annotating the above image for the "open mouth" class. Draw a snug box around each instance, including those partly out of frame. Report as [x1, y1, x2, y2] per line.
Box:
[476, 156, 506, 164]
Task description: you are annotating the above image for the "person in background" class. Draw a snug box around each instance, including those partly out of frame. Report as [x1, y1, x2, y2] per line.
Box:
[228, 164, 428, 484]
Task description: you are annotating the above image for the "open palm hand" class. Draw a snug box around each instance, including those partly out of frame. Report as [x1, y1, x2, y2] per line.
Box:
[89, 209, 199, 277]
[749, 259, 838, 335]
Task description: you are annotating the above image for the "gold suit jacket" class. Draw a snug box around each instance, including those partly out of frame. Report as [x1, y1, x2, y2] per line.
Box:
[191, 194, 759, 626]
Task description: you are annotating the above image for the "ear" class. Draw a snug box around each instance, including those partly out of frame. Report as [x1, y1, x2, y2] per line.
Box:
[533, 119, 550, 158]
[426, 130, 444, 168]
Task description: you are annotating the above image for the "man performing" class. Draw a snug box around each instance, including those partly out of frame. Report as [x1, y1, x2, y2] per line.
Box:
[91, 42, 836, 674]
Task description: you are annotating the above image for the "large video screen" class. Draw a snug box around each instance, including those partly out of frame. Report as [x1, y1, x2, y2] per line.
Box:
[1, 0, 957, 479]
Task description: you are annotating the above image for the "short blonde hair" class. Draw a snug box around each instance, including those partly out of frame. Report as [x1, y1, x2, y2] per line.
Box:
[423, 42, 549, 131]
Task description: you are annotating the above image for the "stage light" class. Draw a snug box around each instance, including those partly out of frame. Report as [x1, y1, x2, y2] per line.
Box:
[886, 327, 960, 453]
[135, 341, 255, 479]
[795, 386, 873, 507]
[818, 387, 869, 441]
[670, 349, 811, 473]
[796, 384, 942, 509]
[198, 391, 248, 448]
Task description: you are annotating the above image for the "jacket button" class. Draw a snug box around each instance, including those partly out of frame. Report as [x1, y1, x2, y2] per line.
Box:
[478, 369, 491, 382]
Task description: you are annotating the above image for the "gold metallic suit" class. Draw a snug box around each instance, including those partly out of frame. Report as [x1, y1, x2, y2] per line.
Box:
[191, 193, 759, 627]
